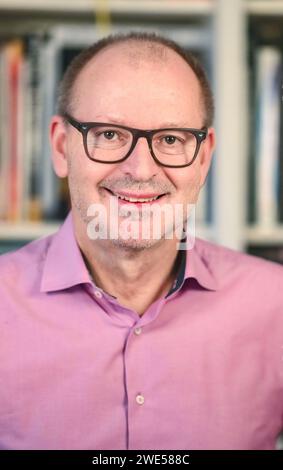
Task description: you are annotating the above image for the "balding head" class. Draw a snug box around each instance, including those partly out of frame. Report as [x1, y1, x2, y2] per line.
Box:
[57, 32, 214, 127]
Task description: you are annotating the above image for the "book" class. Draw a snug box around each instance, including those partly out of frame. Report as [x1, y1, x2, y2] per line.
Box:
[0, 40, 25, 222]
[248, 19, 283, 231]
[254, 47, 281, 229]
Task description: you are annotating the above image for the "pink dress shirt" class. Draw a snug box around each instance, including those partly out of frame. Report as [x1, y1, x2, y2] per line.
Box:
[0, 211, 283, 450]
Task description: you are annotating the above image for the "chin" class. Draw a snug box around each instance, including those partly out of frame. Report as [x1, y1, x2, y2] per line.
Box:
[109, 236, 164, 252]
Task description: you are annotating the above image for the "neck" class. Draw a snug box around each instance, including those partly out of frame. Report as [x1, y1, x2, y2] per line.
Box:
[75, 226, 182, 316]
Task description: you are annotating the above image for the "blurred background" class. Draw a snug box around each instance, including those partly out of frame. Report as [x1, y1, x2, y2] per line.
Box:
[0, 0, 283, 264]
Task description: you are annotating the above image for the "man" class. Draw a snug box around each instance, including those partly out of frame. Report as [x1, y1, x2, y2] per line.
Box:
[0, 32, 282, 450]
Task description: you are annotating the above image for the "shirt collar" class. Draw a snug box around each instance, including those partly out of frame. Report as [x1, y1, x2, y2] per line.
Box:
[40, 211, 91, 293]
[40, 211, 219, 293]
[165, 236, 219, 296]
[184, 238, 219, 291]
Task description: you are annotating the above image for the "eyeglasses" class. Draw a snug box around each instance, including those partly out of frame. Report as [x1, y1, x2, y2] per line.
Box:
[63, 113, 207, 169]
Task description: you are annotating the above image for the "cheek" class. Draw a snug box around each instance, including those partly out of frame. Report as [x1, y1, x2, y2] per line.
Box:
[67, 153, 112, 207]
[170, 166, 202, 198]
[67, 143, 93, 188]
[67, 156, 93, 212]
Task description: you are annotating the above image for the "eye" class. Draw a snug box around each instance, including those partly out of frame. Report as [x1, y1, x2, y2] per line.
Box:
[164, 135, 177, 145]
[159, 134, 184, 146]
[100, 130, 118, 140]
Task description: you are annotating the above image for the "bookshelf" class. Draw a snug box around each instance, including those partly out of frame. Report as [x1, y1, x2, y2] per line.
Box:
[246, 1, 283, 264]
[0, 0, 283, 260]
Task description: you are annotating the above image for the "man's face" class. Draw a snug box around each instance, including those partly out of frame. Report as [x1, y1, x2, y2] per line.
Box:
[50, 42, 215, 250]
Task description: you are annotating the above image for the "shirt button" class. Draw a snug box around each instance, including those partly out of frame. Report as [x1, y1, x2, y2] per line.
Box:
[94, 290, 102, 298]
[134, 327, 142, 335]
[136, 394, 145, 405]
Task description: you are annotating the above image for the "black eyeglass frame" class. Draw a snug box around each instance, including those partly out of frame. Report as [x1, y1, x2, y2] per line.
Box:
[63, 112, 208, 169]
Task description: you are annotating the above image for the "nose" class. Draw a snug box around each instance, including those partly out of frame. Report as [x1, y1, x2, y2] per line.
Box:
[118, 136, 161, 180]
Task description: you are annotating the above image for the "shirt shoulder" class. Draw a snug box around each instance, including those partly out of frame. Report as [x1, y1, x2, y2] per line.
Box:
[194, 237, 283, 290]
[0, 235, 53, 289]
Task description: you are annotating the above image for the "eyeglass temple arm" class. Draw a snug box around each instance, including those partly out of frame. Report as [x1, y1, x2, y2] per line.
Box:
[62, 113, 84, 132]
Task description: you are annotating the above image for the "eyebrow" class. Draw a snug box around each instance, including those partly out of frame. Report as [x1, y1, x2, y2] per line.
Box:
[93, 115, 190, 128]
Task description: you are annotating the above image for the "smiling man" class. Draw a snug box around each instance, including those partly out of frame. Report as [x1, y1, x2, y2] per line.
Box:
[50, 34, 214, 315]
[0, 32, 283, 451]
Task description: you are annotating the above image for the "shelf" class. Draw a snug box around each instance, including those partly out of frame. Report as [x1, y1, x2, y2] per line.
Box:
[247, 0, 283, 16]
[0, 0, 214, 16]
[0, 221, 215, 243]
[3, 223, 282, 247]
[0, 222, 60, 240]
[246, 225, 283, 245]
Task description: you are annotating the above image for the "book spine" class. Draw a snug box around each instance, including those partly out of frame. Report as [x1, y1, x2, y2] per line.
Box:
[254, 46, 281, 229]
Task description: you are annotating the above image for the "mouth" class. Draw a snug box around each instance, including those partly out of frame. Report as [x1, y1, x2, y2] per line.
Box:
[102, 188, 168, 205]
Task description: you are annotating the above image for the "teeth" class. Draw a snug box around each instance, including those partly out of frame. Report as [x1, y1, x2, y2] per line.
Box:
[115, 194, 160, 203]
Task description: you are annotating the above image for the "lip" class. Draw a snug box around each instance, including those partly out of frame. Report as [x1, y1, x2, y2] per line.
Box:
[103, 188, 167, 205]
[104, 188, 167, 198]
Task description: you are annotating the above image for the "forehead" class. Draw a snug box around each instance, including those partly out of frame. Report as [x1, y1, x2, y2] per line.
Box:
[71, 42, 203, 126]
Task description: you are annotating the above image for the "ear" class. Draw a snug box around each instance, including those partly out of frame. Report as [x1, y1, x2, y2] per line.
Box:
[199, 127, 216, 188]
[49, 115, 69, 178]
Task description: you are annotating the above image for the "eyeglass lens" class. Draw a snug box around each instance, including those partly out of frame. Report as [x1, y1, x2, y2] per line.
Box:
[85, 125, 198, 166]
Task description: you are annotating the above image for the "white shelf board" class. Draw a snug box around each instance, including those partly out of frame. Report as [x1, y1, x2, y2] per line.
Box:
[247, 0, 283, 15]
[0, 222, 60, 240]
[0, 221, 215, 242]
[0, 0, 213, 15]
[246, 225, 283, 245]
[4, 222, 283, 246]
